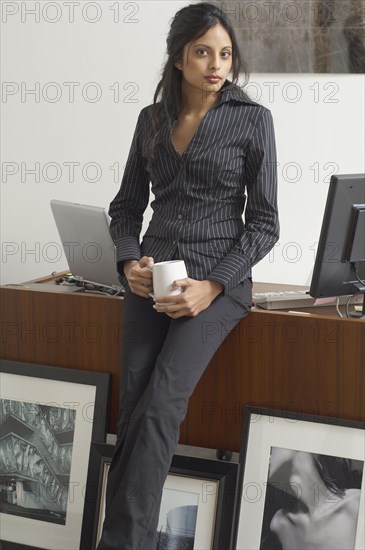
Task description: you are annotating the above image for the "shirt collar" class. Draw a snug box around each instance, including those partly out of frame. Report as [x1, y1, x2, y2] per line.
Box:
[219, 80, 257, 105]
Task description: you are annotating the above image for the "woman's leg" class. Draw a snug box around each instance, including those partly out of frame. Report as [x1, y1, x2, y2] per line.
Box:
[115, 290, 171, 446]
[98, 279, 252, 550]
[97, 290, 171, 550]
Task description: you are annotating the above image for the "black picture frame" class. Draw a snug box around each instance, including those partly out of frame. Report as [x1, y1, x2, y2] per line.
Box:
[232, 406, 365, 550]
[81, 443, 238, 550]
[0, 359, 110, 550]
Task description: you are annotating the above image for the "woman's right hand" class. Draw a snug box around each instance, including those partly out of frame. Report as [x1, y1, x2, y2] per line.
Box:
[124, 256, 154, 298]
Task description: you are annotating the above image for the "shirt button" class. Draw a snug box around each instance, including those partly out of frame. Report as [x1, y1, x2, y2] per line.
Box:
[177, 214, 182, 220]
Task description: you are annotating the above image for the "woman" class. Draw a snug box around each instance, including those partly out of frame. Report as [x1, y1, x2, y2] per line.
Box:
[98, 3, 279, 549]
[263, 449, 362, 550]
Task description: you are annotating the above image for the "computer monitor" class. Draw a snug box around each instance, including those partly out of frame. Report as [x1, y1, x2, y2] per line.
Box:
[309, 173, 365, 318]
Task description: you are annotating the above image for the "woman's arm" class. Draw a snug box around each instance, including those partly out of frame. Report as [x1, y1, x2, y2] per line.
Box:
[108, 107, 151, 280]
[207, 108, 280, 293]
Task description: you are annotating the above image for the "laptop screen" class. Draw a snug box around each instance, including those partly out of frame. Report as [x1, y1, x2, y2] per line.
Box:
[50, 199, 121, 289]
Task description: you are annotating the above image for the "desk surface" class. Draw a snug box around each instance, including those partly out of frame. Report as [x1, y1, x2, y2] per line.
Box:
[4, 272, 358, 319]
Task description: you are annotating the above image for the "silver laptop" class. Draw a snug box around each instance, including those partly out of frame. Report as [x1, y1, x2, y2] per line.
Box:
[50, 199, 121, 290]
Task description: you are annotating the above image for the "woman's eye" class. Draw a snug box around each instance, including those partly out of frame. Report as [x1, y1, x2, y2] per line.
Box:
[195, 49, 231, 58]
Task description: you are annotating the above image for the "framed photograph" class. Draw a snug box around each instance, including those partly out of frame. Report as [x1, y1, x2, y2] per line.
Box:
[81, 443, 238, 550]
[231, 0, 365, 74]
[0, 359, 110, 550]
[233, 407, 365, 550]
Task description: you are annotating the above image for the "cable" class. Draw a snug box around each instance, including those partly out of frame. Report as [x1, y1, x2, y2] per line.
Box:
[354, 263, 365, 286]
[335, 297, 343, 318]
[345, 295, 353, 318]
[82, 281, 125, 297]
[345, 293, 364, 318]
[114, 286, 125, 296]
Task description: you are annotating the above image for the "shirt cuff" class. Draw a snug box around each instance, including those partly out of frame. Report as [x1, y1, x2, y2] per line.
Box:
[206, 275, 230, 295]
[207, 265, 252, 295]
[114, 236, 141, 263]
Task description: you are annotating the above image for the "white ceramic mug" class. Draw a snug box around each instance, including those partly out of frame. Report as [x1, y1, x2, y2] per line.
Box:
[152, 260, 187, 301]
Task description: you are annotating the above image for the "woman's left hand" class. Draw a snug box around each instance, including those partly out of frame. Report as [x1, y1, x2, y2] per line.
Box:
[153, 278, 224, 319]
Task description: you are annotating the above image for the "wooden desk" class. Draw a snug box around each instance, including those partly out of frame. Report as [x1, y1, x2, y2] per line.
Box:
[1, 277, 364, 452]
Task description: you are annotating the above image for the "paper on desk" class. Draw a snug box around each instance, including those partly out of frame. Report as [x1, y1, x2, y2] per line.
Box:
[313, 297, 337, 305]
[314, 295, 364, 306]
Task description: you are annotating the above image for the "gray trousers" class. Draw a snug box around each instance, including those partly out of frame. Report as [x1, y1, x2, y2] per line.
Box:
[97, 279, 252, 550]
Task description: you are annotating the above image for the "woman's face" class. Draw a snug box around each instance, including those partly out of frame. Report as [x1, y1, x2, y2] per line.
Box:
[175, 23, 233, 97]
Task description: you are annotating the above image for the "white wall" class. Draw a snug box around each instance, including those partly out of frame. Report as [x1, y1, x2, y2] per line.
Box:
[1, 1, 364, 285]
[251, 72, 364, 285]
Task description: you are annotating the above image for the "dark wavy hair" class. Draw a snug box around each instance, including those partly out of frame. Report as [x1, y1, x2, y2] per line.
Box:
[142, 2, 249, 164]
[313, 454, 362, 497]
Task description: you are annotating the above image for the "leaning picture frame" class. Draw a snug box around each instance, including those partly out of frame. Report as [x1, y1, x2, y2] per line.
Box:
[81, 443, 238, 550]
[233, 406, 365, 550]
[0, 359, 110, 550]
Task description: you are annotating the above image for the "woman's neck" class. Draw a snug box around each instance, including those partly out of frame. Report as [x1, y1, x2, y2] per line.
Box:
[180, 84, 221, 117]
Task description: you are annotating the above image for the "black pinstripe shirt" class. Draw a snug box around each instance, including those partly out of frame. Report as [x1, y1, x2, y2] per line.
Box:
[109, 81, 279, 293]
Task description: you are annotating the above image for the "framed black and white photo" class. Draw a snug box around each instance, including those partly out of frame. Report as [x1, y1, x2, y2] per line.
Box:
[233, 407, 365, 550]
[81, 443, 238, 550]
[0, 359, 110, 550]
[225, 0, 365, 73]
